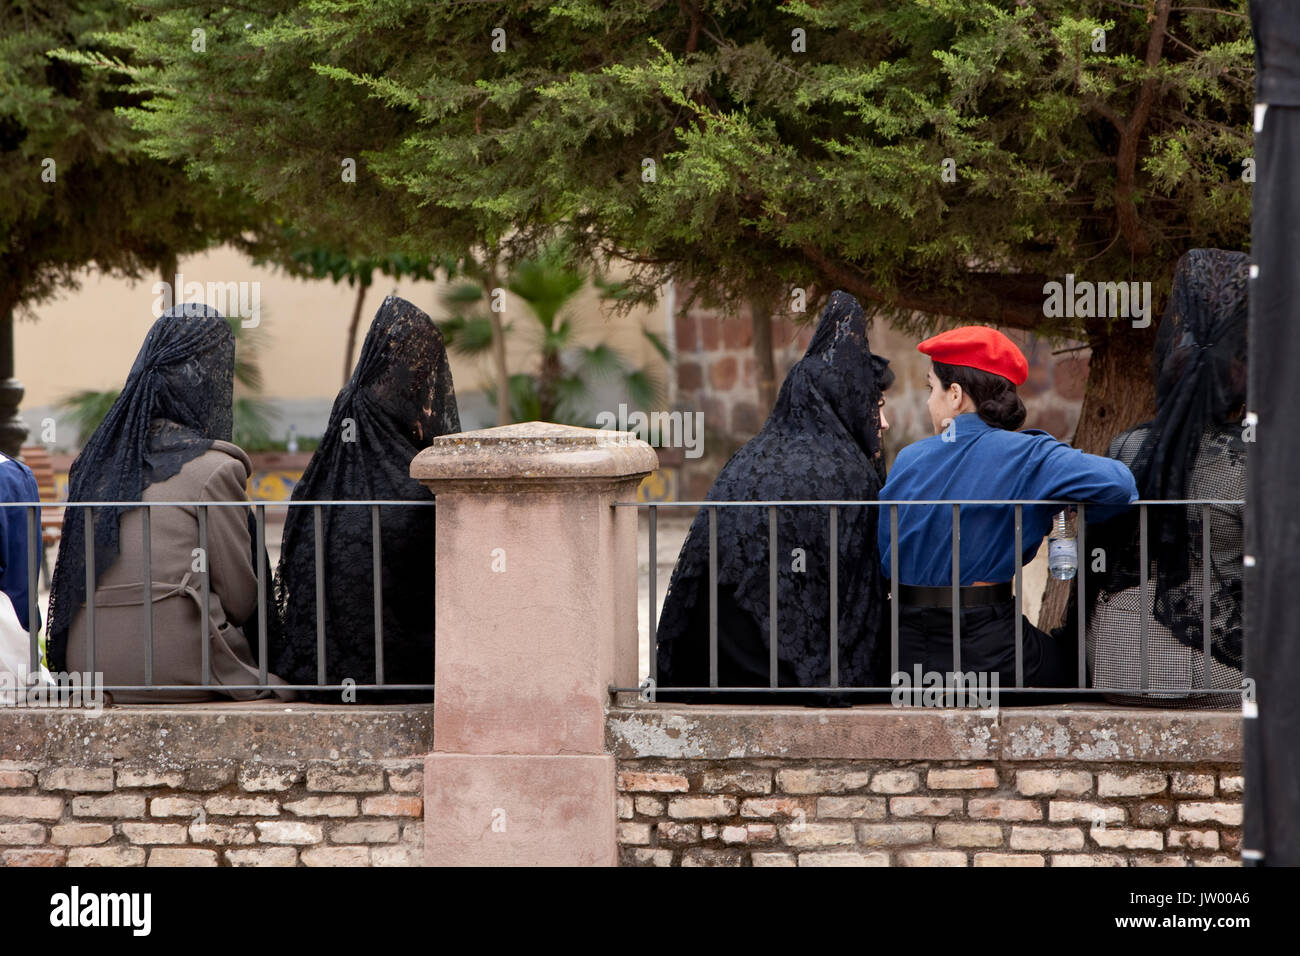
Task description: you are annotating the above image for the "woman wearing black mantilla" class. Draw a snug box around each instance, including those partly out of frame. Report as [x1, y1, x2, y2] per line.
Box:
[655, 290, 894, 703]
[270, 296, 460, 703]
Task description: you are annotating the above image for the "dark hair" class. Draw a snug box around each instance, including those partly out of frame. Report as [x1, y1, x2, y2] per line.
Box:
[932, 360, 1026, 430]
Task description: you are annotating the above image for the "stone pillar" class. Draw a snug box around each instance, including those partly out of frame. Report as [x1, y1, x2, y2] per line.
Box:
[411, 422, 656, 866]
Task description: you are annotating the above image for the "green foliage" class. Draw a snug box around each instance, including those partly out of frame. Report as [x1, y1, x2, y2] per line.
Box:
[93, 0, 1251, 345]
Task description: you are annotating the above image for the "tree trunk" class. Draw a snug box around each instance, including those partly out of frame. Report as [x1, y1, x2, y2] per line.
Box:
[0, 296, 26, 457]
[750, 295, 777, 417]
[343, 282, 368, 385]
[485, 256, 511, 425]
[1035, 324, 1158, 632]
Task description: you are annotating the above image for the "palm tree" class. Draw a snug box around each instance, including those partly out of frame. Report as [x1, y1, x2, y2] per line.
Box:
[58, 317, 276, 449]
[439, 242, 664, 425]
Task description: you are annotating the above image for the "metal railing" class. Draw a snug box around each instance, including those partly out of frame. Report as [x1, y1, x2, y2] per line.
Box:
[619, 498, 1246, 700]
[3, 500, 435, 696]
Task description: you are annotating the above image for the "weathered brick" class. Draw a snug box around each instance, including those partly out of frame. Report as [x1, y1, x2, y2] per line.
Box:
[1133, 855, 1190, 867]
[856, 823, 933, 846]
[205, 796, 280, 817]
[238, 766, 302, 793]
[936, 823, 1003, 848]
[1134, 802, 1173, 827]
[746, 823, 778, 843]
[386, 769, 423, 794]
[798, 851, 890, 867]
[225, 847, 298, 867]
[776, 768, 872, 794]
[1222, 830, 1243, 851]
[0, 771, 35, 789]
[968, 799, 1041, 821]
[255, 822, 323, 845]
[1051, 853, 1126, 867]
[121, 823, 189, 845]
[150, 796, 201, 818]
[331, 822, 400, 844]
[889, 797, 964, 817]
[815, 796, 887, 820]
[282, 796, 358, 818]
[72, 794, 145, 819]
[739, 797, 811, 819]
[1048, 801, 1125, 824]
[1193, 855, 1242, 867]
[1178, 802, 1243, 826]
[668, 796, 737, 819]
[778, 823, 855, 848]
[928, 768, 997, 790]
[700, 770, 771, 794]
[306, 765, 385, 793]
[634, 796, 664, 817]
[370, 846, 418, 866]
[1219, 775, 1244, 795]
[720, 825, 747, 844]
[625, 848, 673, 867]
[67, 846, 146, 867]
[361, 795, 422, 817]
[700, 824, 719, 840]
[302, 846, 370, 867]
[148, 848, 217, 867]
[183, 764, 237, 791]
[1010, 827, 1085, 851]
[0, 795, 64, 820]
[189, 823, 256, 846]
[616, 772, 688, 793]
[1090, 828, 1163, 850]
[116, 769, 186, 789]
[656, 822, 699, 844]
[898, 850, 967, 867]
[974, 853, 1045, 867]
[1016, 770, 1092, 796]
[38, 768, 113, 792]
[1097, 771, 1167, 797]
[0, 823, 45, 845]
[617, 794, 634, 819]
[1171, 773, 1216, 797]
[50, 823, 112, 846]
[681, 848, 744, 867]
[401, 822, 423, 846]
[1169, 829, 1221, 850]
[618, 823, 652, 846]
[751, 852, 796, 867]
[869, 771, 920, 794]
[2, 848, 66, 866]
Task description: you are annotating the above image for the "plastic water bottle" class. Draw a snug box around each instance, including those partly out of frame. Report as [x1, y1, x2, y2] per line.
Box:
[287, 424, 299, 454]
[1048, 510, 1077, 580]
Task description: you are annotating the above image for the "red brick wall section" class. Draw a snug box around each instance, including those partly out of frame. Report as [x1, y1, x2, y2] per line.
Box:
[616, 761, 1242, 867]
[0, 759, 424, 866]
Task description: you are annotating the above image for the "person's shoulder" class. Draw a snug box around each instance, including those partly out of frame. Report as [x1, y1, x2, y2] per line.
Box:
[0, 453, 37, 493]
[191, 440, 253, 484]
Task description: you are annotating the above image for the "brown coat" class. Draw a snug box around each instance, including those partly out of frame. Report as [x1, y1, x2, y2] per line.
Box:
[65, 441, 291, 703]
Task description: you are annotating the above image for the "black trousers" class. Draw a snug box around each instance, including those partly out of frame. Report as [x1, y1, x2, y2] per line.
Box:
[896, 600, 1083, 705]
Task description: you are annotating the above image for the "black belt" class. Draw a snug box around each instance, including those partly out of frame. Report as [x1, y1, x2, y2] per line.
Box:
[897, 582, 1013, 608]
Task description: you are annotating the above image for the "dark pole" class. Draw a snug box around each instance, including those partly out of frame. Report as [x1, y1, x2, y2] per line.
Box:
[0, 306, 29, 457]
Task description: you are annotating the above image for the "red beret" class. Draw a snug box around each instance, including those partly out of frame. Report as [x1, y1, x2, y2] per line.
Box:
[917, 326, 1028, 386]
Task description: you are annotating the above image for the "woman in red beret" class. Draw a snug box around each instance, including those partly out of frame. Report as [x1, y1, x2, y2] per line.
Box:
[878, 326, 1139, 699]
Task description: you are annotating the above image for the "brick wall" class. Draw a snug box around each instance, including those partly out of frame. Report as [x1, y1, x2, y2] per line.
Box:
[608, 705, 1243, 867]
[615, 760, 1241, 867]
[0, 704, 432, 867]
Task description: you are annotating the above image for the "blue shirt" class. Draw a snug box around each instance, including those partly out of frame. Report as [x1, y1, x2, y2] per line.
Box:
[878, 414, 1138, 586]
[0, 454, 41, 631]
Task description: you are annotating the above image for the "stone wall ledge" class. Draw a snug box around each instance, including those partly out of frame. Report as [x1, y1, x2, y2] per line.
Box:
[607, 704, 1242, 763]
[0, 703, 434, 765]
